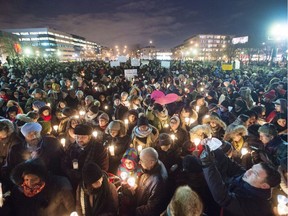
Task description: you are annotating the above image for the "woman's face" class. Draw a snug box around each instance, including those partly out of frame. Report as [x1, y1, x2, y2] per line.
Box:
[210, 121, 217, 128]
[128, 115, 136, 123]
[233, 134, 242, 142]
[59, 102, 66, 109]
[42, 110, 50, 116]
[275, 104, 281, 112]
[124, 159, 135, 170]
[70, 119, 79, 129]
[110, 130, 119, 137]
[277, 118, 286, 127]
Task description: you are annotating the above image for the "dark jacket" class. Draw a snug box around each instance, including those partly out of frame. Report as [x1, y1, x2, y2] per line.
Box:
[264, 136, 288, 166]
[203, 151, 274, 216]
[135, 160, 168, 216]
[3, 136, 64, 178]
[62, 138, 109, 189]
[10, 175, 75, 216]
[160, 126, 189, 149]
[113, 104, 128, 121]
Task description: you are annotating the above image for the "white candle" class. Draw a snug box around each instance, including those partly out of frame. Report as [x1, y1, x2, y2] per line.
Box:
[74, 115, 80, 119]
[241, 147, 249, 156]
[0, 182, 3, 207]
[60, 138, 66, 148]
[127, 177, 136, 187]
[104, 105, 108, 110]
[185, 117, 190, 124]
[72, 160, 78, 169]
[120, 172, 128, 180]
[164, 123, 169, 128]
[137, 145, 143, 153]
[46, 103, 51, 107]
[70, 211, 79, 216]
[53, 125, 59, 131]
[194, 138, 201, 147]
[109, 145, 115, 156]
[196, 106, 200, 112]
[170, 134, 176, 141]
[79, 110, 85, 116]
[124, 119, 129, 125]
[92, 131, 98, 137]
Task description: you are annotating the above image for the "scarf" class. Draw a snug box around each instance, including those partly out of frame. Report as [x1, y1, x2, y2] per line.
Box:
[41, 114, 52, 122]
[21, 181, 46, 197]
[80, 175, 110, 216]
[134, 127, 152, 138]
[232, 137, 244, 152]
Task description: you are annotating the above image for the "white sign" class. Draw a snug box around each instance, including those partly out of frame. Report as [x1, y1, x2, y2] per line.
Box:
[141, 60, 149, 66]
[232, 36, 249, 45]
[131, 58, 140, 67]
[118, 56, 127, 63]
[124, 69, 138, 79]
[161, 61, 170, 69]
[234, 59, 240, 70]
[110, 60, 120, 67]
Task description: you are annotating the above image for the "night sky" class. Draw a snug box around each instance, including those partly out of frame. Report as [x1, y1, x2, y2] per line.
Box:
[0, 0, 286, 49]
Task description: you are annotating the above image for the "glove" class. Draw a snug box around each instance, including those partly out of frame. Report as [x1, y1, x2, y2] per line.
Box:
[200, 145, 215, 168]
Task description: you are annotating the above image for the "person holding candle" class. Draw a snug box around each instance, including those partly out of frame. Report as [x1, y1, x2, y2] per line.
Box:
[112, 93, 128, 121]
[178, 105, 198, 133]
[202, 112, 227, 140]
[104, 120, 131, 175]
[9, 158, 75, 216]
[124, 109, 139, 136]
[58, 107, 77, 134]
[76, 162, 118, 216]
[190, 94, 209, 124]
[92, 113, 110, 143]
[146, 103, 170, 132]
[62, 124, 109, 191]
[131, 114, 159, 150]
[84, 105, 105, 127]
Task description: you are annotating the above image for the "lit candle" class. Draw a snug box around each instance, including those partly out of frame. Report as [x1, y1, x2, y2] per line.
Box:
[124, 119, 129, 125]
[70, 211, 78, 216]
[109, 145, 115, 156]
[120, 172, 128, 180]
[241, 147, 248, 156]
[194, 138, 201, 147]
[190, 118, 196, 124]
[0, 182, 3, 207]
[127, 177, 136, 187]
[196, 106, 200, 112]
[137, 145, 143, 153]
[53, 125, 59, 132]
[170, 134, 176, 141]
[200, 87, 204, 92]
[167, 84, 170, 88]
[60, 138, 66, 148]
[74, 115, 80, 119]
[277, 195, 288, 215]
[164, 123, 169, 128]
[204, 115, 210, 119]
[185, 117, 190, 124]
[104, 105, 108, 110]
[79, 110, 85, 116]
[46, 103, 51, 107]
[92, 131, 98, 137]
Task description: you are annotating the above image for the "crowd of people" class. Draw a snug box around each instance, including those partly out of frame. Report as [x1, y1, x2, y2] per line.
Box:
[0, 57, 287, 216]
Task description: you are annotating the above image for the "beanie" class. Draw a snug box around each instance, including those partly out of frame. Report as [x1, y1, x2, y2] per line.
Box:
[21, 122, 42, 137]
[158, 133, 173, 146]
[121, 148, 139, 167]
[208, 90, 216, 98]
[182, 155, 202, 173]
[39, 105, 51, 114]
[89, 105, 99, 114]
[258, 123, 278, 137]
[82, 163, 103, 185]
[153, 103, 163, 112]
[108, 121, 121, 131]
[113, 94, 121, 101]
[137, 115, 149, 127]
[128, 109, 138, 117]
[99, 113, 109, 122]
[74, 124, 93, 135]
[32, 101, 46, 110]
[220, 100, 230, 109]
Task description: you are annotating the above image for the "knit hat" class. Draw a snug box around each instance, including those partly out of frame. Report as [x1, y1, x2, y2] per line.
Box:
[248, 124, 261, 137]
[82, 163, 103, 185]
[10, 159, 48, 186]
[62, 107, 77, 117]
[128, 109, 139, 117]
[39, 106, 51, 114]
[137, 115, 149, 127]
[182, 155, 202, 173]
[208, 90, 216, 98]
[99, 113, 109, 122]
[113, 94, 121, 101]
[153, 103, 163, 112]
[158, 133, 173, 146]
[74, 124, 93, 135]
[6, 105, 18, 113]
[107, 120, 121, 131]
[220, 100, 230, 109]
[89, 105, 99, 114]
[264, 90, 276, 100]
[121, 148, 139, 167]
[258, 123, 278, 137]
[32, 101, 46, 110]
[21, 122, 42, 137]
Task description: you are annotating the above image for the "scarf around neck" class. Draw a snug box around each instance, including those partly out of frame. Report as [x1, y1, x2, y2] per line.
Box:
[21, 181, 46, 197]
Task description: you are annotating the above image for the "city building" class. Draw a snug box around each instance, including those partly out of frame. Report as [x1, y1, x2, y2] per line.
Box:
[173, 34, 232, 61]
[2, 27, 102, 61]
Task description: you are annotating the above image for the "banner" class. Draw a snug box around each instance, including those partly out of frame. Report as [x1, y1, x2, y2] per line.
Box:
[141, 60, 149, 66]
[124, 69, 138, 79]
[161, 61, 170, 69]
[110, 60, 120, 67]
[222, 64, 233, 71]
[131, 58, 140, 67]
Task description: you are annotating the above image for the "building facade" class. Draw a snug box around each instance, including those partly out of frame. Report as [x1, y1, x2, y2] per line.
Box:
[2, 27, 101, 61]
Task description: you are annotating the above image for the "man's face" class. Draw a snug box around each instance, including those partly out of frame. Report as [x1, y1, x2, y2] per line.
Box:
[23, 174, 41, 188]
[34, 93, 42, 99]
[139, 153, 155, 171]
[99, 119, 108, 127]
[25, 131, 41, 147]
[75, 135, 91, 147]
[114, 99, 121, 106]
[259, 132, 273, 145]
[242, 164, 269, 189]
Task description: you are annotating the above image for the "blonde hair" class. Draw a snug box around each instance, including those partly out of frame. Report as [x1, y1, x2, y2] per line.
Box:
[169, 186, 203, 216]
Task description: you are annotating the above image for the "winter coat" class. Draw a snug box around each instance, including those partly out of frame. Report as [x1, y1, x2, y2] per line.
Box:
[131, 124, 159, 149]
[203, 164, 274, 216]
[61, 138, 109, 190]
[113, 104, 128, 121]
[10, 175, 75, 216]
[160, 126, 189, 149]
[135, 161, 168, 216]
[264, 136, 288, 166]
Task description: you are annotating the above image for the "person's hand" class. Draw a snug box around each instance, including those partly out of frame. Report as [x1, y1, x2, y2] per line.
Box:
[200, 145, 215, 168]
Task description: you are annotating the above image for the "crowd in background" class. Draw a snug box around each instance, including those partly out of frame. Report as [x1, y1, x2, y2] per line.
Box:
[0, 57, 287, 216]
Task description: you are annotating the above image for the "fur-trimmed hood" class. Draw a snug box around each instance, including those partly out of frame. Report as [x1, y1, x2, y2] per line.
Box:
[105, 120, 127, 137]
[0, 118, 15, 135]
[202, 114, 226, 130]
[189, 124, 212, 141]
[224, 125, 248, 141]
